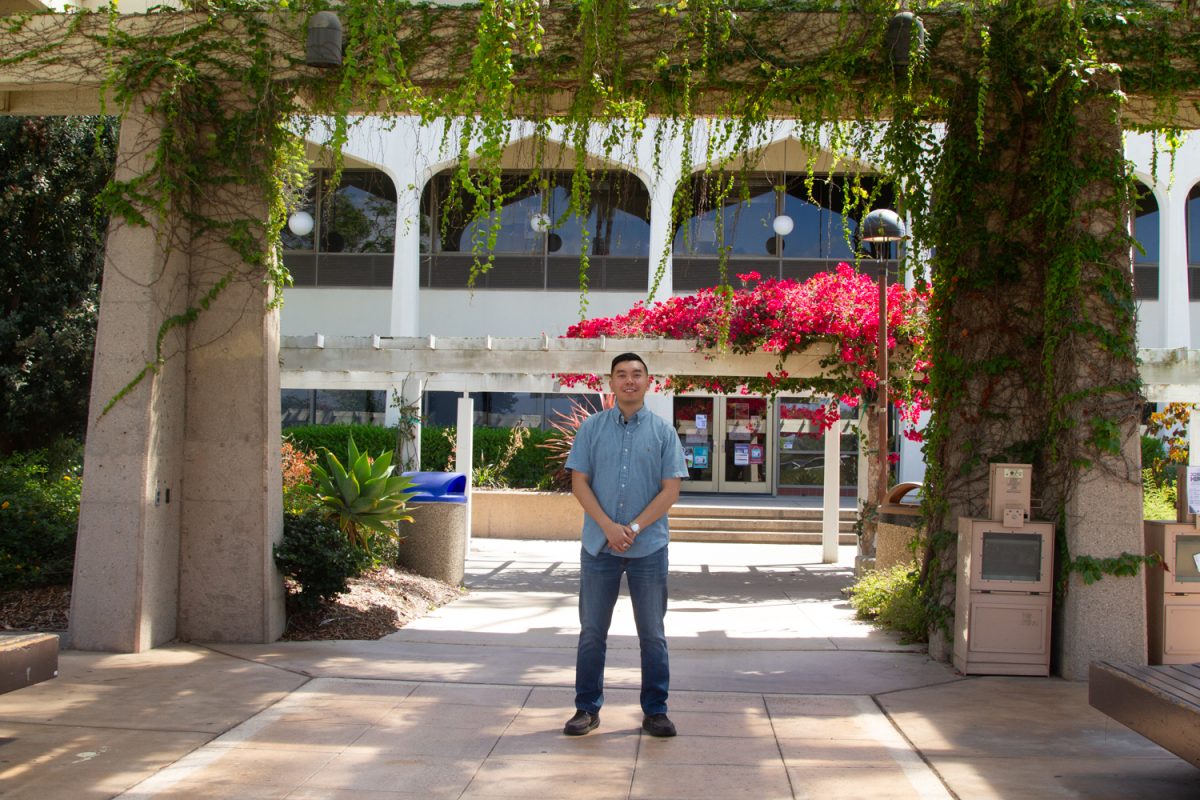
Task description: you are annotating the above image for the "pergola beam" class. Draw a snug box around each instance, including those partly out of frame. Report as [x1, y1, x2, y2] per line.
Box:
[279, 336, 1200, 400]
[2, 6, 1199, 125]
[279, 335, 835, 392]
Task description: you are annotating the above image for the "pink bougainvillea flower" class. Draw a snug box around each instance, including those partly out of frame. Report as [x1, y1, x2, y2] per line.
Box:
[558, 263, 931, 437]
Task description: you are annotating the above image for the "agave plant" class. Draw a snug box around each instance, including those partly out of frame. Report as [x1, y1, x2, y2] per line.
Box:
[308, 436, 415, 552]
[539, 395, 614, 490]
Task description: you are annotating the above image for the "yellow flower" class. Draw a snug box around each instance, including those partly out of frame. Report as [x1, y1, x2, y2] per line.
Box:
[1, 501, 8, 509]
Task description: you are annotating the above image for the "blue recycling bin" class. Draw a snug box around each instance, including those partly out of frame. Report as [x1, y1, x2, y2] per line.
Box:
[398, 471, 468, 585]
[404, 471, 467, 504]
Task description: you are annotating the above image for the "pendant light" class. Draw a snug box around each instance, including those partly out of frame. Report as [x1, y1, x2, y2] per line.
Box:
[771, 135, 794, 238]
[287, 210, 314, 237]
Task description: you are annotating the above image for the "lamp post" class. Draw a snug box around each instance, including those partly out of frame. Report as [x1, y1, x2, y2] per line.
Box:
[859, 208, 905, 510]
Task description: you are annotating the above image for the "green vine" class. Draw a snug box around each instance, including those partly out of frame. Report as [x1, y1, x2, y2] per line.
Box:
[1066, 550, 1163, 589]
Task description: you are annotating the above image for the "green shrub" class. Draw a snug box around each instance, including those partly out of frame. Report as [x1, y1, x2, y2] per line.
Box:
[470, 426, 558, 488]
[286, 424, 560, 489]
[419, 425, 559, 486]
[285, 424, 396, 461]
[1143, 468, 1178, 521]
[0, 448, 83, 588]
[846, 563, 927, 643]
[274, 510, 373, 610]
[421, 425, 454, 471]
[1142, 435, 1169, 480]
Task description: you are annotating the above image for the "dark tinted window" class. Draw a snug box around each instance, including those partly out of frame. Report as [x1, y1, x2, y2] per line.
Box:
[282, 169, 397, 288]
[421, 170, 650, 290]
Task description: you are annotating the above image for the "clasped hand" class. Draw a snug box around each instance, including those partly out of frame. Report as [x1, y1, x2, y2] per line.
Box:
[606, 522, 637, 553]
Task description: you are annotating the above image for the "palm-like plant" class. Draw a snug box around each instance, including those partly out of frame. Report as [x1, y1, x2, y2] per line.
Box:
[308, 436, 415, 552]
[539, 395, 613, 490]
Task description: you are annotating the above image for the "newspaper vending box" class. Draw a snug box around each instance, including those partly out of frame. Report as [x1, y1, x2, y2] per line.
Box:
[954, 464, 1054, 676]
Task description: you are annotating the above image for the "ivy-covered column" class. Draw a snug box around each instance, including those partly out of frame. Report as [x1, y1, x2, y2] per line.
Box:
[176, 156, 286, 645]
[70, 100, 190, 652]
[1054, 76, 1146, 679]
[73, 86, 290, 649]
[920, 5, 1145, 676]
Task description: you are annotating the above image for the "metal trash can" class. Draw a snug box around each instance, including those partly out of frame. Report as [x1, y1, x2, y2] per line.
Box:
[398, 471, 468, 585]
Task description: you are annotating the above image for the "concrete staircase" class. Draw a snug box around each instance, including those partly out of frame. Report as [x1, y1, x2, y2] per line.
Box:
[669, 502, 858, 545]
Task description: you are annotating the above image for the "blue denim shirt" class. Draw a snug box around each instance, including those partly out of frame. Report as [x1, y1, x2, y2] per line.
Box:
[565, 405, 689, 558]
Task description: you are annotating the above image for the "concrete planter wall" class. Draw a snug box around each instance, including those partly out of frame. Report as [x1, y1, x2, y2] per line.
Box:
[471, 490, 581, 540]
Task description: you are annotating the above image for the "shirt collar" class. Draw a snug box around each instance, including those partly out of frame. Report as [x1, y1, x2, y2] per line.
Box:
[613, 404, 646, 425]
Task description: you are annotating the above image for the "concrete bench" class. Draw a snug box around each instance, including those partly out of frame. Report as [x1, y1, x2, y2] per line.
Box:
[1089, 661, 1200, 768]
[0, 633, 59, 694]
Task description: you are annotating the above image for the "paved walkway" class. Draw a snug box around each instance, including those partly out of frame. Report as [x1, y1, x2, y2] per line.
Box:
[1, 540, 1197, 798]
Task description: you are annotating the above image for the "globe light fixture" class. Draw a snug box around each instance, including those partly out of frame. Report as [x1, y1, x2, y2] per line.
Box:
[530, 212, 551, 233]
[859, 208, 905, 242]
[287, 210, 314, 237]
[773, 136, 795, 238]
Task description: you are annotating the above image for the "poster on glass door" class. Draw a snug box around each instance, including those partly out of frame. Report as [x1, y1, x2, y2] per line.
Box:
[733, 444, 750, 466]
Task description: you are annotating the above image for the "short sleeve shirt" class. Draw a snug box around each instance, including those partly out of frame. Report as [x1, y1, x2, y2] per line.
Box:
[565, 405, 689, 557]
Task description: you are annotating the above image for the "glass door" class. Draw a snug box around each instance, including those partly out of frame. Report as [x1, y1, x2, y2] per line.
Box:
[675, 396, 773, 493]
[674, 397, 716, 491]
[719, 397, 772, 493]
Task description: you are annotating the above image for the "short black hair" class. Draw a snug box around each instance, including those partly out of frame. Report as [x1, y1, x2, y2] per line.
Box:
[610, 352, 648, 374]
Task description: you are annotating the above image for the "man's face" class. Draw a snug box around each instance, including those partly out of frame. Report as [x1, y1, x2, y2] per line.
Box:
[609, 359, 650, 405]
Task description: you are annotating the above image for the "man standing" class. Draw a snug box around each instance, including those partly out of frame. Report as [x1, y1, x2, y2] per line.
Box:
[562, 353, 689, 738]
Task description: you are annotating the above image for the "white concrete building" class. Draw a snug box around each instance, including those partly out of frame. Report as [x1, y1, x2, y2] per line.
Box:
[280, 120, 1199, 498]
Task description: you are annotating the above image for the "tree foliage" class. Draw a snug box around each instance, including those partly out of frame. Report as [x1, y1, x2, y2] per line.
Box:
[0, 116, 116, 453]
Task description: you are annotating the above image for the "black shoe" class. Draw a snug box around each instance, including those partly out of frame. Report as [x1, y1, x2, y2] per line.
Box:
[642, 713, 677, 737]
[563, 709, 599, 736]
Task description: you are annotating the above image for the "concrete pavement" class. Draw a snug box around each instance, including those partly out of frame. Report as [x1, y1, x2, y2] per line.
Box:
[1, 539, 1196, 798]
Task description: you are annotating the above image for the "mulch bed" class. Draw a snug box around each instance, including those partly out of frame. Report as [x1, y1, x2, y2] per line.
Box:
[0, 566, 463, 641]
[0, 585, 71, 633]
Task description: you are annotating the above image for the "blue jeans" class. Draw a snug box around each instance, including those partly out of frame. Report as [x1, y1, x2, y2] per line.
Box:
[575, 544, 669, 716]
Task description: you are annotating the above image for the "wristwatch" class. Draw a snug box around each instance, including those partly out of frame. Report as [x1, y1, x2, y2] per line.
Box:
[630, 523, 640, 534]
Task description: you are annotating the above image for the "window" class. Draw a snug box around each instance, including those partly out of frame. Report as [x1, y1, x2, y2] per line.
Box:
[420, 171, 651, 290]
[1186, 183, 1200, 300]
[283, 170, 397, 288]
[1133, 182, 1159, 300]
[422, 391, 605, 429]
[281, 389, 388, 427]
[776, 398, 860, 494]
[671, 174, 898, 290]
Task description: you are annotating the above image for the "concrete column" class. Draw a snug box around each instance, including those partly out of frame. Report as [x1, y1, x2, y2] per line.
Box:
[1161, 182, 1191, 349]
[1058, 429, 1146, 678]
[388, 166, 422, 338]
[176, 169, 285, 645]
[644, 123, 683, 302]
[1054, 86, 1147, 680]
[457, 394, 475, 546]
[71, 101, 286, 650]
[70, 103, 188, 652]
[822, 405, 841, 564]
